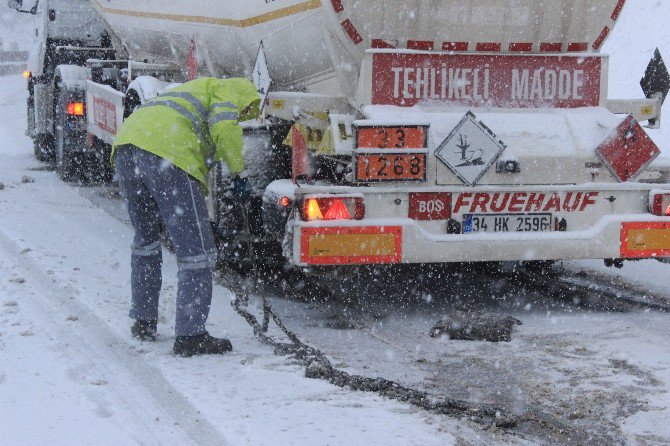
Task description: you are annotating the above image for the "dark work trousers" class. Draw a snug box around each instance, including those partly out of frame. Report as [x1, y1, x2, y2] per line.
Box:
[114, 145, 217, 336]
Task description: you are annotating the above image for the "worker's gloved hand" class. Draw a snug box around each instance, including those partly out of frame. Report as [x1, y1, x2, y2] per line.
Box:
[232, 171, 251, 203]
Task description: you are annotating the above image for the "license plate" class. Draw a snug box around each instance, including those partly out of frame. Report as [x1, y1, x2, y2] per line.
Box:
[355, 153, 426, 182]
[463, 213, 553, 233]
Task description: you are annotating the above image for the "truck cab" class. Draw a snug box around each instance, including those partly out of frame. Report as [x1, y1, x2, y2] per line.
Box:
[9, 0, 113, 179]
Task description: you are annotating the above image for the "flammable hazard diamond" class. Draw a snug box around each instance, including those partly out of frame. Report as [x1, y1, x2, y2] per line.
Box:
[435, 111, 507, 186]
[596, 114, 661, 182]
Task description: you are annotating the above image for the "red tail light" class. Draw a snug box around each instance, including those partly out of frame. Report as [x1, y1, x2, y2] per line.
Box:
[324, 199, 351, 220]
[301, 196, 365, 221]
[67, 102, 85, 116]
[650, 192, 670, 216]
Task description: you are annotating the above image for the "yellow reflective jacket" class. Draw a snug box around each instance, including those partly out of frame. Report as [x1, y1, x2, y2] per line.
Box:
[112, 77, 261, 185]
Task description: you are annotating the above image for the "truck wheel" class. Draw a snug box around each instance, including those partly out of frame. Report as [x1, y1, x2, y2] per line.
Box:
[211, 125, 291, 276]
[86, 135, 114, 183]
[33, 134, 55, 162]
[213, 195, 256, 273]
[54, 87, 79, 181]
[28, 81, 56, 163]
[95, 148, 114, 183]
[213, 187, 283, 275]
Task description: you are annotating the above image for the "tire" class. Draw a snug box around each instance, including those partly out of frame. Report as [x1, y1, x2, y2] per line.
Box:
[213, 194, 255, 273]
[28, 82, 56, 163]
[54, 86, 79, 182]
[95, 151, 115, 183]
[33, 133, 55, 162]
[86, 135, 114, 184]
[212, 182, 283, 276]
[210, 125, 292, 275]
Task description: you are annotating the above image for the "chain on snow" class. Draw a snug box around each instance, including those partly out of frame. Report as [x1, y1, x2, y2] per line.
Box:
[225, 270, 518, 428]
[222, 202, 518, 428]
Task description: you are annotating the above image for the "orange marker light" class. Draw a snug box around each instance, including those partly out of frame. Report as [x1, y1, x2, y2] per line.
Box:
[280, 196, 291, 207]
[67, 102, 85, 116]
[666, 204, 670, 216]
[22, 70, 31, 79]
[324, 199, 351, 220]
[305, 199, 323, 221]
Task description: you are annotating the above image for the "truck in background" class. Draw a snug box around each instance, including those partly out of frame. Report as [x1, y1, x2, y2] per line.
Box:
[9, 0, 116, 180]
[8, 0, 670, 271]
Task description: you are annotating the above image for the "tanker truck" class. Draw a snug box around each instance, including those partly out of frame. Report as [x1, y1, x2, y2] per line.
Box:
[9, 0, 115, 179]
[10, 0, 670, 270]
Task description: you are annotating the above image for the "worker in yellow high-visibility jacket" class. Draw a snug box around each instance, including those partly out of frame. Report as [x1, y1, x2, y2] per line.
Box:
[112, 77, 260, 356]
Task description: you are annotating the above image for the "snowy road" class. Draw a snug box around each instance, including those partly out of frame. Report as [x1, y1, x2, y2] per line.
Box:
[264, 265, 670, 444]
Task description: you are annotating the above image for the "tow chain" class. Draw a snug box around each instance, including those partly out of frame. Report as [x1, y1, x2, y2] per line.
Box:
[224, 202, 518, 429]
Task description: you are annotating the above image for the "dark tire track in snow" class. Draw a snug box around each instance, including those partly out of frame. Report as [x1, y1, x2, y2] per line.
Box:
[257, 265, 667, 446]
[0, 228, 232, 446]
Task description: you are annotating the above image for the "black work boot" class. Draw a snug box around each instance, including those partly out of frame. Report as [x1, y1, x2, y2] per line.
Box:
[173, 332, 233, 357]
[131, 319, 158, 341]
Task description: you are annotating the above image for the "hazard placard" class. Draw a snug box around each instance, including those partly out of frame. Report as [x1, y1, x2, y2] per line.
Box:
[595, 115, 661, 182]
[435, 111, 506, 186]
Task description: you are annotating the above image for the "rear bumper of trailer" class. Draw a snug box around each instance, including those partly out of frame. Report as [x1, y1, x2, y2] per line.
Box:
[293, 216, 670, 266]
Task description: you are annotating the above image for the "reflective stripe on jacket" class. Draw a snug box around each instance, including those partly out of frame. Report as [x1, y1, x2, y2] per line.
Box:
[111, 77, 261, 186]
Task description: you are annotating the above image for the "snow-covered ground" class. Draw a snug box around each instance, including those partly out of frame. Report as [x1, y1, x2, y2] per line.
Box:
[1, 2, 670, 445]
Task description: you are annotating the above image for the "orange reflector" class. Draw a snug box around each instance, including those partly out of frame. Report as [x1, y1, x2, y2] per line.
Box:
[305, 199, 323, 221]
[621, 221, 670, 258]
[301, 226, 402, 265]
[280, 196, 291, 207]
[67, 102, 85, 116]
[22, 70, 31, 79]
[323, 199, 350, 220]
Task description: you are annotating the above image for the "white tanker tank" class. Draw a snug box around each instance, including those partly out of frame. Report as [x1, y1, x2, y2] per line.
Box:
[91, 0, 628, 97]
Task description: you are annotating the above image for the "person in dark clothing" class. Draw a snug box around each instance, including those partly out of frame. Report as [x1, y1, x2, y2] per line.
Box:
[112, 77, 260, 356]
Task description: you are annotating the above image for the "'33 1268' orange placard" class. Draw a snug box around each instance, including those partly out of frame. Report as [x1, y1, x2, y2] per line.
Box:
[355, 153, 426, 182]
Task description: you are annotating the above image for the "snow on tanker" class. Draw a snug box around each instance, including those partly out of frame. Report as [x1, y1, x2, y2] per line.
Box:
[11, 0, 670, 270]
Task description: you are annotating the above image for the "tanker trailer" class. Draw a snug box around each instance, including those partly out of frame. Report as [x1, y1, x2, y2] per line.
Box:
[32, 1, 670, 268]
